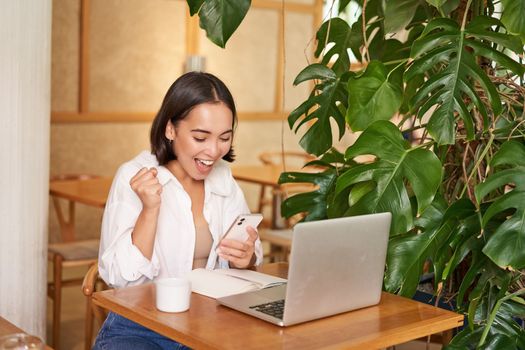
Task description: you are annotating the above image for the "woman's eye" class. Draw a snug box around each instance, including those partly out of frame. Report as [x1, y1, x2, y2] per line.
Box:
[194, 137, 205, 142]
[220, 137, 231, 142]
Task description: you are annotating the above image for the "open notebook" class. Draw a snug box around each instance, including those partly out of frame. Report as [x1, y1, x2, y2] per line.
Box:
[188, 268, 287, 299]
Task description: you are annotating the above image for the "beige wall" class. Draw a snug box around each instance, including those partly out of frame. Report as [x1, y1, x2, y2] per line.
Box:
[49, 121, 306, 240]
[50, 0, 318, 239]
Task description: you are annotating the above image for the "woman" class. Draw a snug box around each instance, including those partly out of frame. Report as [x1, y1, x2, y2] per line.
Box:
[93, 72, 263, 350]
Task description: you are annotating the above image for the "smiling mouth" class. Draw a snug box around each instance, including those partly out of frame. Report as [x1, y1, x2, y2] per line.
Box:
[196, 158, 214, 167]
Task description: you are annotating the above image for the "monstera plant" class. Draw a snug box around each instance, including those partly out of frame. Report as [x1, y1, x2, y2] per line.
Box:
[188, 0, 525, 347]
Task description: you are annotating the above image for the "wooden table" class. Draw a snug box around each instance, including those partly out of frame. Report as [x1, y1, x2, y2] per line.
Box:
[0, 316, 25, 337]
[49, 177, 112, 208]
[0, 316, 53, 349]
[48, 167, 279, 207]
[49, 176, 112, 241]
[47, 166, 287, 208]
[92, 263, 464, 349]
[231, 165, 286, 188]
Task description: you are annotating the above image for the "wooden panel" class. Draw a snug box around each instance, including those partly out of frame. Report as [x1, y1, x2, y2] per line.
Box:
[79, 0, 90, 112]
[284, 12, 314, 112]
[51, 0, 319, 122]
[185, 7, 199, 55]
[253, 0, 316, 12]
[50, 111, 293, 123]
[89, 0, 186, 112]
[51, 0, 80, 111]
[199, 8, 279, 112]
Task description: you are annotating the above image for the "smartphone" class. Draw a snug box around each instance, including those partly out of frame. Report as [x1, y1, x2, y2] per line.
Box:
[221, 213, 263, 242]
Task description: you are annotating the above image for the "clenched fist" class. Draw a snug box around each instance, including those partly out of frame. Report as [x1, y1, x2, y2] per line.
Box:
[130, 167, 162, 210]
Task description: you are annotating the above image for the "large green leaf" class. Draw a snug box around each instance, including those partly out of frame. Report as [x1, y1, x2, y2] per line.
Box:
[348, 0, 386, 62]
[187, 0, 251, 48]
[481, 192, 525, 269]
[187, 0, 205, 15]
[461, 281, 525, 349]
[279, 169, 338, 222]
[384, 0, 422, 33]
[337, 120, 442, 234]
[288, 64, 351, 155]
[338, 0, 351, 13]
[448, 323, 525, 350]
[315, 18, 358, 75]
[438, 212, 481, 285]
[279, 149, 351, 222]
[426, 0, 460, 14]
[346, 61, 403, 131]
[405, 16, 525, 145]
[475, 141, 525, 269]
[446, 325, 484, 349]
[385, 198, 477, 296]
[501, 0, 525, 42]
[384, 197, 445, 296]
[425, 0, 446, 6]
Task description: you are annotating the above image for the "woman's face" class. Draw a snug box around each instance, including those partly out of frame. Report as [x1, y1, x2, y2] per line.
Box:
[166, 102, 233, 181]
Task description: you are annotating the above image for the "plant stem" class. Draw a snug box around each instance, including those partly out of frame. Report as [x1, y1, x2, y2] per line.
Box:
[462, 142, 474, 200]
[461, 0, 474, 31]
[387, 59, 409, 80]
[508, 119, 525, 140]
[383, 58, 409, 66]
[459, 132, 494, 198]
[478, 288, 525, 347]
[361, 0, 370, 63]
[411, 141, 434, 150]
[401, 122, 428, 133]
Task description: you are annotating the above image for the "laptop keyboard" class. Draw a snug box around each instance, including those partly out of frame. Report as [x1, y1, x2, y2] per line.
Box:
[249, 299, 285, 319]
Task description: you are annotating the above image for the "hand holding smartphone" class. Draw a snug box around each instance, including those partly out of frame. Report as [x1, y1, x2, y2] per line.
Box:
[221, 213, 263, 242]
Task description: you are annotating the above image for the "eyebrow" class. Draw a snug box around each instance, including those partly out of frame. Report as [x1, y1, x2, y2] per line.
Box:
[191, 128, 233, 136]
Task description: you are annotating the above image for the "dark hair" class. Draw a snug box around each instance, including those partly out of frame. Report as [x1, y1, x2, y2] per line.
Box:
[150, 72, 237, 165]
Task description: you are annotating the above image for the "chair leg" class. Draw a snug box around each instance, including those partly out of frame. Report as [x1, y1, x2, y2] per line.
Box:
[52, 254, 63, 350]
[258, 185, 267, 213]
[442, 329, 453, 345]
[85, 296, 94, 350]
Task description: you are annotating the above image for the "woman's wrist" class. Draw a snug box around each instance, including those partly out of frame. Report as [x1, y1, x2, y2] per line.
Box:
[229, 252, 256, 269]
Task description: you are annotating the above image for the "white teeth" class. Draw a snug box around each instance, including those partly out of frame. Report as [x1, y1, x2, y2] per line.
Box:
[197, 159, 214, 166]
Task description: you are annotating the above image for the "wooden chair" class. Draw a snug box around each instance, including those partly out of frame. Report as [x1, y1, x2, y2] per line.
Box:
[258, 228, 293, 262]
[48, 174, 101, 350]
[256, 152, 315, 261]
[257, 151, 316, 215]
[82, 263, 108, 350]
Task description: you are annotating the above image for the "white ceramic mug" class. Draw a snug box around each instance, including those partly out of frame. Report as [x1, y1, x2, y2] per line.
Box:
[155, 277, 191, 313]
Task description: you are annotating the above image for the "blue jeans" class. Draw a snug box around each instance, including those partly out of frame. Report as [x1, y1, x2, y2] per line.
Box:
[93, 312, 191, 350]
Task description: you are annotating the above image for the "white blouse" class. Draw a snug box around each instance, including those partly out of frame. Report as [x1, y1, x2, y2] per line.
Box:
[98, 151, 263, 288]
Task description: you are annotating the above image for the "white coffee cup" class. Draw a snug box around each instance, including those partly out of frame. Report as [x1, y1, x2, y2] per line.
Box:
[155, 277, 191, 313]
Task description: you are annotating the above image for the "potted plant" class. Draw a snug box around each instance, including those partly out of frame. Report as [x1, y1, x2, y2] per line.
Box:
[188, 0, 525, 347]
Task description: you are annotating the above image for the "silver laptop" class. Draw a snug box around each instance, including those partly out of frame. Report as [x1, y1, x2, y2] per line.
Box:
[217, 212, 392, 326]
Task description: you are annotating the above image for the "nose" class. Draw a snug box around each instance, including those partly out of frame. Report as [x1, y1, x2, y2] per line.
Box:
[206, 139, 221, 158]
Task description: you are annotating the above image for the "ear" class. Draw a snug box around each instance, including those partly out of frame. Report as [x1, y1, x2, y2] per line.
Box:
[165, 121, 175, 141]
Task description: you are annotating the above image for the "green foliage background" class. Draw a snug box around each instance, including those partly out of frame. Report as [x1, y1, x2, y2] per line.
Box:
[188, 0, 525, 347]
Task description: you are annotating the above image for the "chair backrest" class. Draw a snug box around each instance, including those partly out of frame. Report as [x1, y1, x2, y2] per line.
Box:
[50, 174, 100, 182]
[82, 264, 108, 318]
[49, 174, 100, 243]
[258, 151, 315, 170]
[258, 151, 317, 196]
[257, 152, 316, 228]
[82, 263, 108, 350]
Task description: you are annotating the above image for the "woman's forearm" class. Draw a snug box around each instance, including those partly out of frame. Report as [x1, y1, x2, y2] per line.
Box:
[131, 207, 160, 260]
